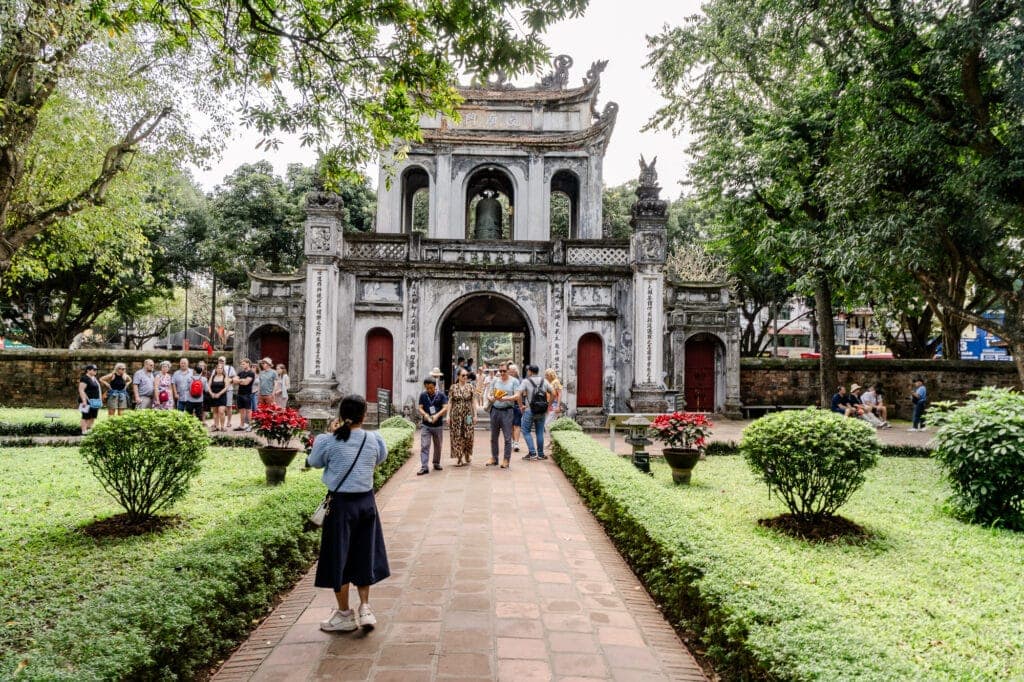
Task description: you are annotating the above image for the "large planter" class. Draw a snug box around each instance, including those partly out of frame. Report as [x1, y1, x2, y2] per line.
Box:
[662, 447, 701, 485]
[257, 446, 301, 485]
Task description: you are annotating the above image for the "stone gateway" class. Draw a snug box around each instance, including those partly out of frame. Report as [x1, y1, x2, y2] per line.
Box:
[234, 56, 741, 422]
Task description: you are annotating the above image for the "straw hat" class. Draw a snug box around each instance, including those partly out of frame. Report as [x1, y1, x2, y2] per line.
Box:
[430, 367, 444, 377]
[850, 383, 861, 392]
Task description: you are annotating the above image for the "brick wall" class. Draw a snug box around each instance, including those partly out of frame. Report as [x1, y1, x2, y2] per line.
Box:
[741, 357, 1021, 415]
[0, 350, 233, 407]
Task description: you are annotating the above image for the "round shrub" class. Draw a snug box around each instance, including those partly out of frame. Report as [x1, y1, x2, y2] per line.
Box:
[931, 388, 1024, 530]
[80, 410, 209, 522]
[741, 409, 880, 521]
[379, 415, 416, 431]
[549, 417, 583, 432]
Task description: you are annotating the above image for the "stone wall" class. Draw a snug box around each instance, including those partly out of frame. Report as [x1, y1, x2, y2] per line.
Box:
[0, 350, 232, 407]
[741, 358, 1021, 415]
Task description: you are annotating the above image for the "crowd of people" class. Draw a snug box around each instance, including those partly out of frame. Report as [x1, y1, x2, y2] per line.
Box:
[414, 358, 563, 475]
[76, 356, 291, 434]
[830, 377, 928, 431]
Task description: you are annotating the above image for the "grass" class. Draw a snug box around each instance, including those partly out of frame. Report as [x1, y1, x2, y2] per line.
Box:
[0, 427, 413, 680]
[553, 432, 1024, 681]
[0, 407, 97, 426]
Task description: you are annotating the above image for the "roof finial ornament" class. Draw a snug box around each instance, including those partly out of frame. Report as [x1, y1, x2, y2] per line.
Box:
[639, 155, 658, 188]
[583, 60, 608, 86]
[539, 54, 573, 89]
[470, 69, 513, 90]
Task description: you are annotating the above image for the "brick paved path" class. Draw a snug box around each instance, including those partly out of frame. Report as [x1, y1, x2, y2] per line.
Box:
[213, 434, 707, 681]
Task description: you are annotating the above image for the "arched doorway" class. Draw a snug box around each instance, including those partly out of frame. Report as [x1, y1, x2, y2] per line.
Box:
[250, 324, 289, 366]
[685, 334, 719, 412]
[366, 328, 393, 398]
[440, 294, 530, 383]
[577, 333, 603, 407]
[464, 166, 515, 240]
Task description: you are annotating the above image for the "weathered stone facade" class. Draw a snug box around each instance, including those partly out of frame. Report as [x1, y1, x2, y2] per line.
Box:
[237, 55, 742, 420]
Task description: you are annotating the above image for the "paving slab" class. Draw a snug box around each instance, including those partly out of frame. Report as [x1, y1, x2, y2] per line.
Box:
[213, 432, 708, 681]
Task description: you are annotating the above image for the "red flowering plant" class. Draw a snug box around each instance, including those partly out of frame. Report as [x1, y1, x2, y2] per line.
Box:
[649, 412, 713, 450]
[251, 404, 309, 447]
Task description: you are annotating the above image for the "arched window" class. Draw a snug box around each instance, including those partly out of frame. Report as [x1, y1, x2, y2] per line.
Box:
[550, 170, 580, 239]
[401, 166, 430, 234]
[465, 166, 515, 240]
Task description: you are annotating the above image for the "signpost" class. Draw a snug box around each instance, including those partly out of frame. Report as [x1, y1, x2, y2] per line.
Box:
[376, 388, 392, 422]
[674, 393, 686, 412]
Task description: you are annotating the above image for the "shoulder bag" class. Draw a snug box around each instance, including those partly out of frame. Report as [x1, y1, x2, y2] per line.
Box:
[310, 433, 368, 527]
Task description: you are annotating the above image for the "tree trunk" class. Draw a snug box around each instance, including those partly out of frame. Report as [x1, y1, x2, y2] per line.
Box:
[1012, 341, 1024, 388]
[814, 276, 838, 407]
[209, 274, 217, 351]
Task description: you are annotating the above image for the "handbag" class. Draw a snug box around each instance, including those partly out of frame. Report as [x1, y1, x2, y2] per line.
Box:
[310, 433, 368, 527]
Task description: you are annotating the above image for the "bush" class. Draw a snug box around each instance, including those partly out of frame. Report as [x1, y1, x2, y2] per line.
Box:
[548, 416, 583, 432]
[379, 415, 416, 431]
[0, 421, 80, 436]
[741, 409, 880, 521]
[931, 387, 1024, 530]
[80, 410, 209, 522]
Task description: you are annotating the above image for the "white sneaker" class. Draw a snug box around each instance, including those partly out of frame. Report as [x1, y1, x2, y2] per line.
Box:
[357, 603, 377, 632]
[513, 442, 520, 452]
[907, 427, 918, 432]
[320, 609, 357, 632]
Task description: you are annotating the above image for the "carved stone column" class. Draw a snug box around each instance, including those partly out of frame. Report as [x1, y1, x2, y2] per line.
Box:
[628, 157, 668, 413]
[296, 189, 344, 419]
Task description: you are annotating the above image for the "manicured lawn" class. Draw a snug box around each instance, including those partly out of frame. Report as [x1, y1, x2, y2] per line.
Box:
[553, 433, 1024, 681]
[1, 427, 413, 680]
[0, 407, 102, 426]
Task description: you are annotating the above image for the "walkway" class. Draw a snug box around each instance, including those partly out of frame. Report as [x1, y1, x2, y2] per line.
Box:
[213, 434, 708, 681]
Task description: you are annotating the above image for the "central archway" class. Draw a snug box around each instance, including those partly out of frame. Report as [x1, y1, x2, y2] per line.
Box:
[439, 294, 532, 381]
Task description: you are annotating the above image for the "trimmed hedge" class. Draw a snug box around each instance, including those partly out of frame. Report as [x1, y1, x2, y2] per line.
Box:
[0, 420, 80, 436]
[705, 440, 931, 458]
[552, 431, 1024, 679]
[6, 427, 411, 681]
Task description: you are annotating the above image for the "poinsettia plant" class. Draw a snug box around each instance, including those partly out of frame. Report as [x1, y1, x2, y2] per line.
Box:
[251, 404, 309, 447]
[649, 411, 713, 450]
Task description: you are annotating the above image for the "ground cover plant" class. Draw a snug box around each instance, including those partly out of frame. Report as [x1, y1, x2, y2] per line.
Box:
[552, 431, 1024, 681]
[0, 426, 413, 680]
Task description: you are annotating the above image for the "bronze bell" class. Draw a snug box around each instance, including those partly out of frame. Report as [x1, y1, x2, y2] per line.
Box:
[474, 192, 502, 239]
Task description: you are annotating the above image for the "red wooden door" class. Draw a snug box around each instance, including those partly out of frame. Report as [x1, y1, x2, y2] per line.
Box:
[685, 338, 716, 412]
[577, 333, 603, 407]
[366, 329, 393, 397]
[259, 333, 289, 366]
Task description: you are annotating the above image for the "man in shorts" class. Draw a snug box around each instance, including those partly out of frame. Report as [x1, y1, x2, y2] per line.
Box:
[234, 358, 256, 431]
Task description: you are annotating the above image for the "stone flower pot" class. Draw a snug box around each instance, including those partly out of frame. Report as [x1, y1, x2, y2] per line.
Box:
[662, 447, 702, 485]
[257, 446, 301, 485]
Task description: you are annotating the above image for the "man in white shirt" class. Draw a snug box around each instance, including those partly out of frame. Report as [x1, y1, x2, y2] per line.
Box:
[487, 364, 520, 469]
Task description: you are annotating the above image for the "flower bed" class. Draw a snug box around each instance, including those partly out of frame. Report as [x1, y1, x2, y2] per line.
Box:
[1, 426, 413, 681]
[551, 431, 1024, 680]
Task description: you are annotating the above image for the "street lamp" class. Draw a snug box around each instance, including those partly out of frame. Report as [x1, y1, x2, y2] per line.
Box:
[624, 414, 652, 474]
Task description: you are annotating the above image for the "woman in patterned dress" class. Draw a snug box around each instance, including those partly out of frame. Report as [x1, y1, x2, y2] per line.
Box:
[448, 369, 476, 466]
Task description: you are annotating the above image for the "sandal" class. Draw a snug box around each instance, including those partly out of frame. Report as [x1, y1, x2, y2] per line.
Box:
[485, 460, 499, 466]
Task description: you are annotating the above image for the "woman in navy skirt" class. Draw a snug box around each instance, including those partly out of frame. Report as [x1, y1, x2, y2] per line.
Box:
[306, 394, 390, 632]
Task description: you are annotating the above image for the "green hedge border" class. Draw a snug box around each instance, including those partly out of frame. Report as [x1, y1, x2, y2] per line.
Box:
[705, 440, 931, 458]
[9, 426, 413, 681]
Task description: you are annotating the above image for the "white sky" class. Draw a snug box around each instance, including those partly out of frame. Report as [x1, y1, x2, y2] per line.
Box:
[189, 0, 702, 196]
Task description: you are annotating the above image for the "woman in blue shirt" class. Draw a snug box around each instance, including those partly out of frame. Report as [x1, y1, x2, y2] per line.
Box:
[306, 394, 390, 633]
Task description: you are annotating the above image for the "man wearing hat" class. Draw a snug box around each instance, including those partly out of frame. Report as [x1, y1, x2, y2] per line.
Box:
[849, 383, 885, 427]
[416, 372, 449, 475]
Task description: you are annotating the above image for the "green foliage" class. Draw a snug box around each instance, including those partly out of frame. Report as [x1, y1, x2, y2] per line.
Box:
[931, 388, 1024, 530]
[548, 416, 583, 432]
[373, 427, 414, 489]
[551, 431, 1024, 679]
[706, 439, 931, 459]
[0, 421, 81, 437]
[80, 411, 210, 521]
[1, 429, 411, 679]
[741, 409, 880, 520]
[378, 416, 416, 431]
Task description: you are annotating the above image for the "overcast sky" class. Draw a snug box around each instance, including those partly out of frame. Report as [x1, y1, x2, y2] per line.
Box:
[189, 0, 703, 196]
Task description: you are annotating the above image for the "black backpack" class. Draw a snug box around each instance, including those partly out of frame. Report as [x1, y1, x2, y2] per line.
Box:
[528, 377, 548, 415]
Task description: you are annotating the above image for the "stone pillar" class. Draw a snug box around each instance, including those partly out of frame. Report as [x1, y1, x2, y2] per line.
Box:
[296, 190, 344, 419]
[435, 147, 453, 238]
[628, 157, 668, 413]
[528, 154, 545, 240]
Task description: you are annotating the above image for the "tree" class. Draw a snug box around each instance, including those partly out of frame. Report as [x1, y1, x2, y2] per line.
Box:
[601, 181, 636, 239]
[647, 0, 855, 403]
[1, 0, 588, 277]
